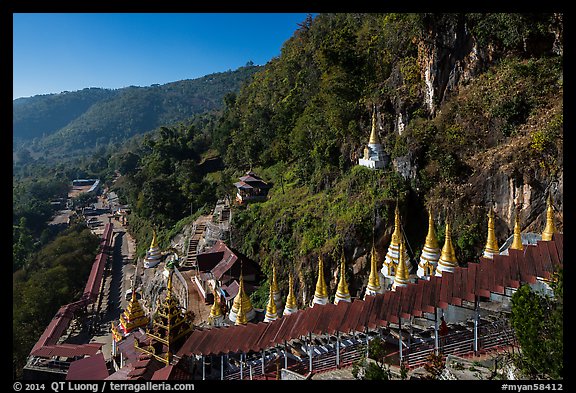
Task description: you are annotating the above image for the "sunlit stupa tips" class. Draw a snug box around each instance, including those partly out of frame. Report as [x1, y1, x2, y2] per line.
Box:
[417, 209, 441, 279]
[283, 272, 298, 316]
[334, 251, 351, 304]
[435, 217, 458, 277]
[312, 256, 329, 306]
[483, 207, 500, 259]
[541, 193, 557, 241]
[392, 238, 410, 290]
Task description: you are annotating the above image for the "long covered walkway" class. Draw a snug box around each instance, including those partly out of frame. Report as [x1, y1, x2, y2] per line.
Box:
[176, 233, 562, 380]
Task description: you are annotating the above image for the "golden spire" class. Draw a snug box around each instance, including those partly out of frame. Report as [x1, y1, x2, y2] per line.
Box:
[397, 239, 410, 281]
[393, 238, 410, 289]
[284, 272, 298, 310]
[335, 251, 351, 303]
[369, 108, 380, 145]
[541, 194, 557, 241]
[424, 209, 439, 249]
[271, 264, 279, 295]
[232, 273, 254, 318]
[150, 229, 158, 249]
[391, 202, 402, 246]
[235, 287, 248, 325]
[264, 281, 278, 322]
[337, 252, 350, 296]
[367, 243, 381, 291]
[483, 207, 499, 257]
[510, 211, 523, 251]
[210, 288, 223, 318]
[166, 270, 173, 301]
[440, 218, 458, 265]
[314, 256, 328, 299]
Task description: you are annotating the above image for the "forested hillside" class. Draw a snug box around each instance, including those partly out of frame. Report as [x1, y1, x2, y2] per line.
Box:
[96, 14, 564, 307]
[209, 13, 563, 302]
[13, 64, 262, 161]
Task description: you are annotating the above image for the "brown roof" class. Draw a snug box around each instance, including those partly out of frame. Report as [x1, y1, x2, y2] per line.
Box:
[176, 234, 563, 357]
[31, 343, 102, 359]
[66, 353, 109, 380]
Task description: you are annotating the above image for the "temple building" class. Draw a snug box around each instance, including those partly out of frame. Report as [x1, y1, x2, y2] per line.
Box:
[382, 203, 409, 281]
[334, 252, 351, 304]
[483, 208, 500, 259]
[358, 108, 388, 169]
[134, 271, 194, 365]
[283, 273, 299, 316]
[417, 210, 441, 279]
[364, 244, 384, 298]
[435, 218, 458, 276]
[227, 273, 256, 324]
[233, 171, 272, 204]
[311, 256, 329, 306]
[144, 230, 162, 268]
[392, 239, 410, 290]
[193, 240, 261, 311]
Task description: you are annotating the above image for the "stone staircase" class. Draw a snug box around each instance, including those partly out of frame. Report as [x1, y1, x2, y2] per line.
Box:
[183, 223, 206, 268]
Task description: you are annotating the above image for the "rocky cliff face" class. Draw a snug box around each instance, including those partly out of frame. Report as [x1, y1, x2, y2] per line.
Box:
[417, 15, 494, 116]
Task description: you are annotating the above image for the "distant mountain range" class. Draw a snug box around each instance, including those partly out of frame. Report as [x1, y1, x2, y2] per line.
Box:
[13, 64, 262, 159]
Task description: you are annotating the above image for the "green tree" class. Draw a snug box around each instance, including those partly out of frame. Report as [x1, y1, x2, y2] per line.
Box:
[352, 337, 393, 380]
[510, 268, 563, 379]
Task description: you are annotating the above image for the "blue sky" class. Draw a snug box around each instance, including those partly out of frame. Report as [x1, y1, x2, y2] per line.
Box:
[13, 13, 313, 100]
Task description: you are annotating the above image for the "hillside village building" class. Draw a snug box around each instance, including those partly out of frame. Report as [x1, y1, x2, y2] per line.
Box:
[233, 171, 272, 204]
[192, 240, 261, 312]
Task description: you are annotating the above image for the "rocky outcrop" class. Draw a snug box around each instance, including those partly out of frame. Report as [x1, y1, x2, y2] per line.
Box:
[417, 15, 494, 116]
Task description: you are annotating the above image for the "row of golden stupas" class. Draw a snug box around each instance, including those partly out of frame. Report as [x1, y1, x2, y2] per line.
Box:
[114, 193, 559, 334]
[252, 193, 560, 320]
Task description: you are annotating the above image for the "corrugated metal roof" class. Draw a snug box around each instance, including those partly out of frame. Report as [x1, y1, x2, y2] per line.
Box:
[66, 353, 109, 380]
[31, 343, 102, 358]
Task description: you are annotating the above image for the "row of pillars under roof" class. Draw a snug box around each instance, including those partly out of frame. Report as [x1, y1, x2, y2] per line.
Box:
[190, 298, 492, 380]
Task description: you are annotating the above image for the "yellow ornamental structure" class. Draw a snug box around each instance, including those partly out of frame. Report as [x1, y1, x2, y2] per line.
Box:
[283, 273, 298, 316]
[365, 243, 383, 298]
[264, 282, 278, 322]
[392, 239, 410, 290]
[541, 194, 557, 241]
[208, 288, 224, 326]
[271, 264, 282, 311]
[510, 212, 524, 251]
[235, 289, 248, 326]
[417, 209, 441, 279]
[334, 252, 351, 304]
[435, 218, 458, 277]
[483, 208, 500, 259]
[228, 273, 255, 323]
[382, 203, 409, 279]
[134, 272, 194, 365]
[311, 256, 329, 306]
[144, 230, 162, 268]
[118, 289, 149, 334]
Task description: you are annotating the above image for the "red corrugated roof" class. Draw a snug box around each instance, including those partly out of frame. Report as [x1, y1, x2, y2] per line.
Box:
[31, 343, 102, 358]
[66, 353, 109, 380]
[175, 237, 562, 357]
